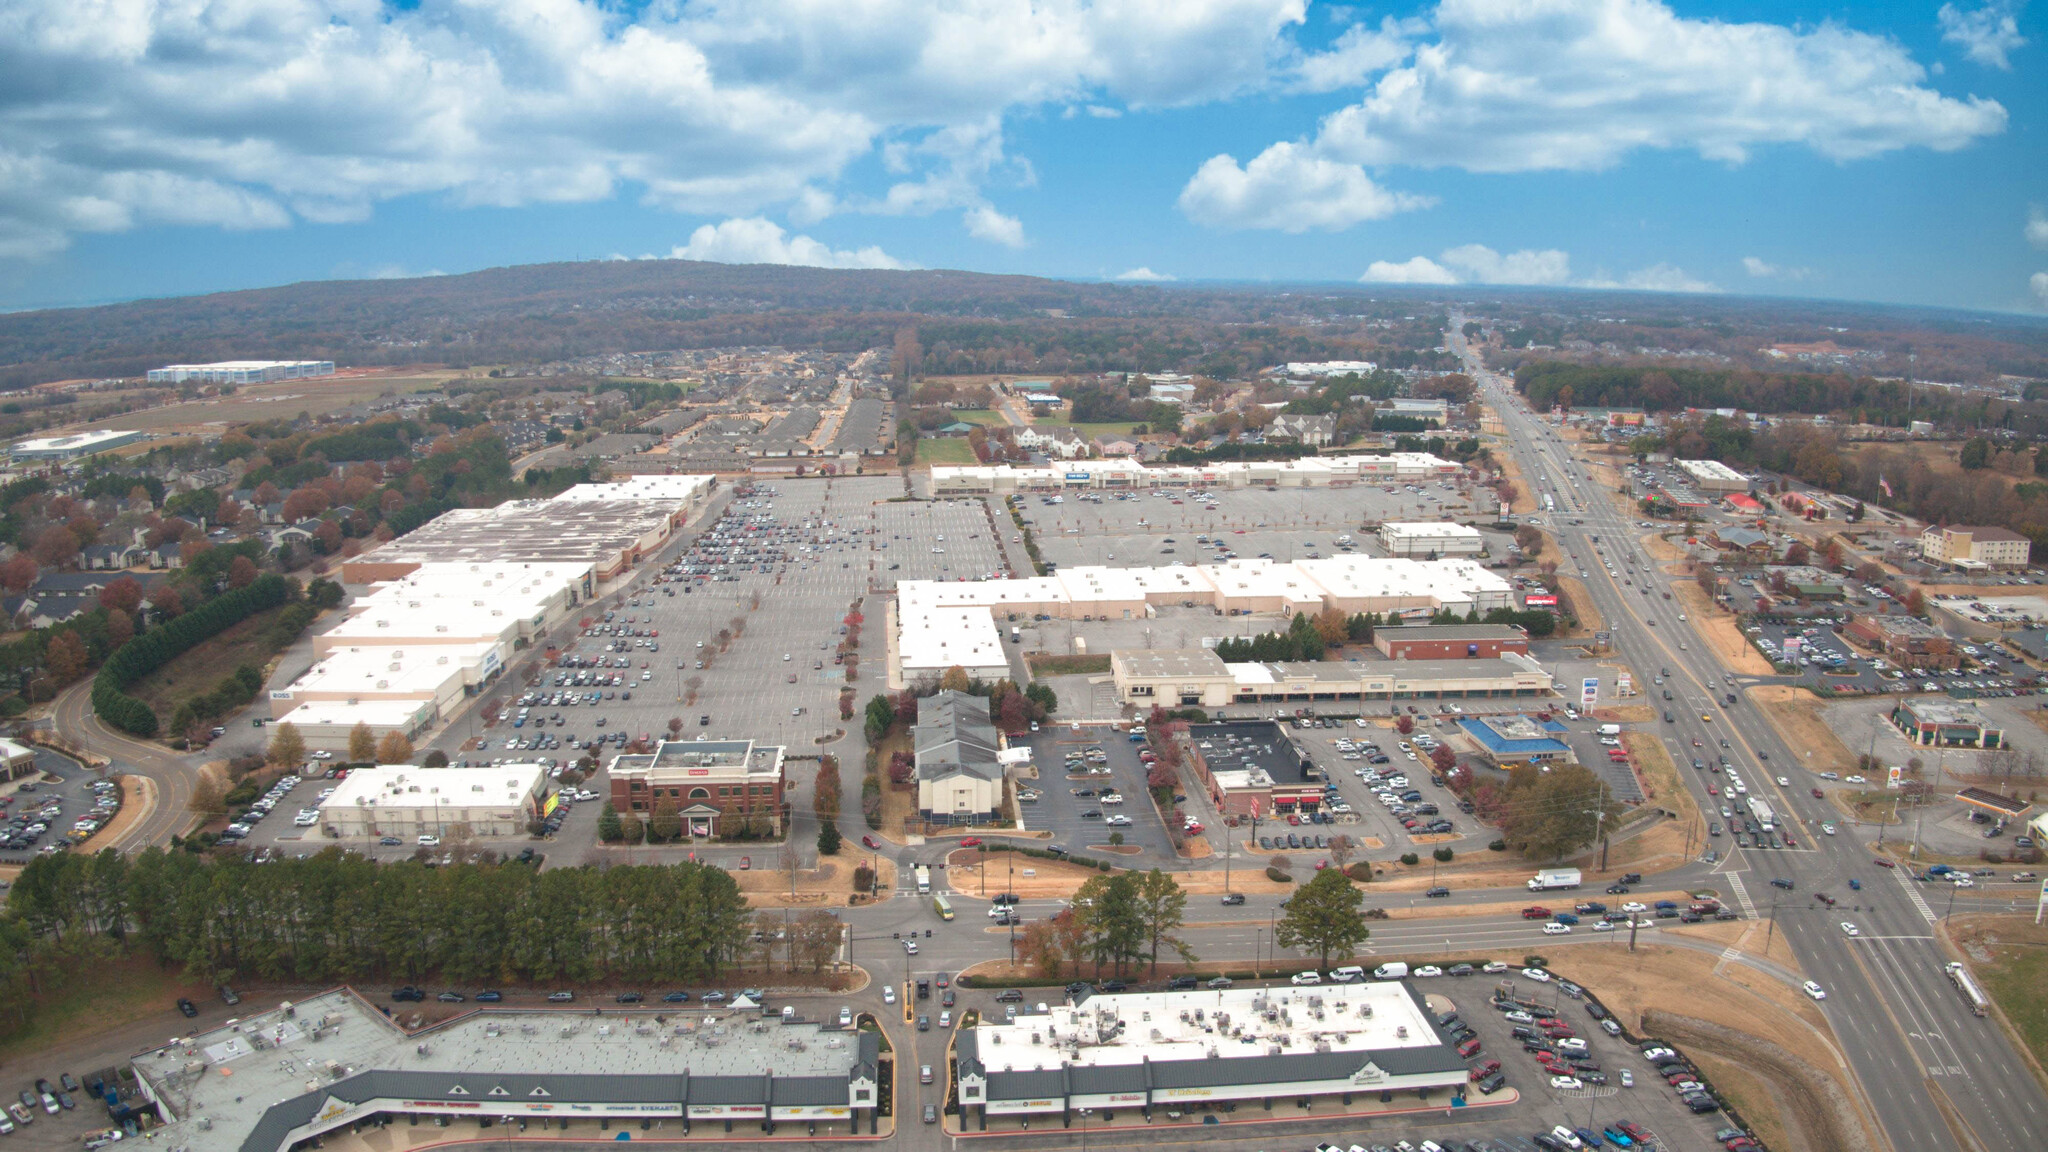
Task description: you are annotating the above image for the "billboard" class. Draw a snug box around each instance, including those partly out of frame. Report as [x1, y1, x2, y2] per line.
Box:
[1580, 677, 1599, 707]
[1524, 594, 1558, 607]
[1616, 674, 1633, 697]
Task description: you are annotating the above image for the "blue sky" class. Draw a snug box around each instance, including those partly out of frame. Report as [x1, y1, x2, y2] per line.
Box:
[0, 0, 2041, 315]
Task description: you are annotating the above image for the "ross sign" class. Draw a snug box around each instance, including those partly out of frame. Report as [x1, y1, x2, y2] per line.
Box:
[269, 690, 294, 700]
[479, 649, 504, 678]
[1066, 472, 1091, 481]
[1581, 677, 1599, 707]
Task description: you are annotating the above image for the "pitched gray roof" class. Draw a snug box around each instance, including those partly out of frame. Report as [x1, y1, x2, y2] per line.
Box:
[913, 690, 1002, 782]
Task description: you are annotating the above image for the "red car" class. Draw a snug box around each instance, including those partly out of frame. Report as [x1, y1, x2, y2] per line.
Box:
[959, 837, 982, 847]
[1468, 1059, 1501, 1080]
[1811, 788, 1824, 799]
[1522, 906, 1552, 919]
[1874, 858, 1897, 868]
[862, 835, 881, 849]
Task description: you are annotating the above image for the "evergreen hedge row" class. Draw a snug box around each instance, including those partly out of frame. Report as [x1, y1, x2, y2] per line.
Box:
[91, 574, 294, 737]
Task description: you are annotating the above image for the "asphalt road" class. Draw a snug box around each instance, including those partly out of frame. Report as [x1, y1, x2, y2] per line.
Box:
[1449, 319, 2048, 1152]
[48, 678, 201, 850]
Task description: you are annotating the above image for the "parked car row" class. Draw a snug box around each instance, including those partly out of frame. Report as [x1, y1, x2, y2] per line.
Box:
[0, 775, 120, 855]
[391, 986, 769, 1006]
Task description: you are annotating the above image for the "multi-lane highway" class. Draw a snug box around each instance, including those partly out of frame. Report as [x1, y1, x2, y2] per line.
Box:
[1451, 320, 2046, 1152]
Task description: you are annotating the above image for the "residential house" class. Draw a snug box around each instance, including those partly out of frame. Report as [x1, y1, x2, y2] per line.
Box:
[82, 543, 142, 571]
[1267, 413, 1336, 447]
[1014, 426, 1087, 459]
[1095, 435, 1139, 457]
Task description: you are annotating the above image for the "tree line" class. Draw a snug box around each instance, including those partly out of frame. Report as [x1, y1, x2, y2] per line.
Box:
[6, 848, 752, 991]
[91, 574, 294, 737]
[1517, 361, 2005, 428]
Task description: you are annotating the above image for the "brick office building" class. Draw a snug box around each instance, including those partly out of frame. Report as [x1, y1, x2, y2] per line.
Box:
[606, 738, 788, 837]
[1373, 624, 1530, 660]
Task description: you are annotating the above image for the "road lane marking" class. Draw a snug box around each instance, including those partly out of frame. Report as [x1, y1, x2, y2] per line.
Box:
[1725, 872, 1759, 918]
[1891, 864, 1939, 923]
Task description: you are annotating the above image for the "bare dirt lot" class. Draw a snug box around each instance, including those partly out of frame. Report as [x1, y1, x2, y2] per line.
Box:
[736, 856, 896, 908]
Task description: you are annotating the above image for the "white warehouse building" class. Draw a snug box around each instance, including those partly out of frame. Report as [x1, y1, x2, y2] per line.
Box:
[146, 360, 335, 384]
[1377, 521, 1484, 558]
[315, 764, 552, 840]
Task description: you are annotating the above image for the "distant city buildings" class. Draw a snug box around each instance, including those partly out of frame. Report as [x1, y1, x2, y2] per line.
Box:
[146, 360, 335, 385]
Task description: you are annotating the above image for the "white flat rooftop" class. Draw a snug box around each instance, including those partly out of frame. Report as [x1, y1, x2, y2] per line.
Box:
[1379, 521, 1482, 540]
[288, 641, 495, 697]
[319, 764, 547, 814]
[275, 698, 434, 730]
[550, 475, 713, 503]
[968, 984, 1442, 1074]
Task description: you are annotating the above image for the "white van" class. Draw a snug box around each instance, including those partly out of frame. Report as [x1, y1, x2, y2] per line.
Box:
[1372, 962, 1410, 980]
[1328, 966, 1366, 983]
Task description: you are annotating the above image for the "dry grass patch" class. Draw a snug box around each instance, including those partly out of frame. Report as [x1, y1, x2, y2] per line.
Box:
[737, 856, 896, 908]
[1495, 445, 1539, 514]
[1948, 914, 2048, 1090]
[1748, 685, 1859, 778]
[1556, 575, 1605, 633]
[944, 850, 1109, 899]
[1671, 581, 1776, 675]
[1548, 936, 1880, 1152]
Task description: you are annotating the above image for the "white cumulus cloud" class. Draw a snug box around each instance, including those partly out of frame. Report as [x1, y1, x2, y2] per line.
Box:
[1616, 263, 1719, 293]
[2034, 272, 2048, 308]
[1178, 142, 1433, 231]
[1363, 243, 1712, 292]
[1361, 256, 1460, 284]
[1115, 267, 1176, 281]
[1189, 0, 2008, 234]
[2029, 207, 2048, 248]
[0, 0, 1311, 257]
[1940, 1, 2030, 69]
[668, 218, 910, 269]
[963, 204, 1027, 248]
[1292, 17, 1425, 93]
[1440, 244, 1573, 286]
[1742, 256, 1813, 281]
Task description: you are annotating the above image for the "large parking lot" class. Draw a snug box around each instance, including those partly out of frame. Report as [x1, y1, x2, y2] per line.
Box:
[1016, 482, 1502, 571]
[441, 479, 1011, 760]
[0, 748, 121, 865]
[1279, 719, 1479, 855]
[1010, 729, 1178, 863]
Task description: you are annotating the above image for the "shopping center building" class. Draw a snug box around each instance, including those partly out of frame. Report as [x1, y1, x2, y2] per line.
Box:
[953, 984, 1470, 1130]
[131, 989, 884, 1152]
